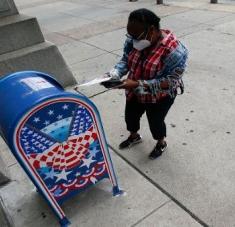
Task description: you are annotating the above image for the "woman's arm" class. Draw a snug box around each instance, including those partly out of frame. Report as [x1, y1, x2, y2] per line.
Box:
[136, 72, 184, 97]
[111, 37, 133, 78]
[136, 42, 188, 97]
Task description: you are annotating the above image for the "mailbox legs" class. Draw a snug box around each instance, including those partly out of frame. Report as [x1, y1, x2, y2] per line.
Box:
[113, 186, 124, 196]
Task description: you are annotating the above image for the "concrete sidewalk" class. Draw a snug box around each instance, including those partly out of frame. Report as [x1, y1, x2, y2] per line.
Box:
[1, 0, 235, 226]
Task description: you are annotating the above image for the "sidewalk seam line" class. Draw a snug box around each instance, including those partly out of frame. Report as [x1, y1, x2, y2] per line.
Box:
[7, 163, 17, 168]
[56, 25, 126, 43]
[108, 145, 209, 227]
[68, 50, 120, 67]
[130, 200, 172, 227]
[79, 40, 123, 55]
[88, 90, 109, 99]
[69, 52, 108, 66]
[178, 13, 235, 38]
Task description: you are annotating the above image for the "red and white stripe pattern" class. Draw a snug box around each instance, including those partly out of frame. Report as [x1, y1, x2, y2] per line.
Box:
[28, 126, 98, 170]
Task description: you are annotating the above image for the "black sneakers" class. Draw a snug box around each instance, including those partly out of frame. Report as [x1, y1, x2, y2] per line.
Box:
[149, 142, 167, 160]
[119, 134, 142, 149]
[119, 135, 167, 160]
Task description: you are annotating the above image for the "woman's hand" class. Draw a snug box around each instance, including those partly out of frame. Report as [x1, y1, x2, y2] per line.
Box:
[117, 79, 139, 89]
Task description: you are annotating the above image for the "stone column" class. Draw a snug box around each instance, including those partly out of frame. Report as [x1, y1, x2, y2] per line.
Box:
[0, 0, 76, 86]
[0, 0, 77, 185]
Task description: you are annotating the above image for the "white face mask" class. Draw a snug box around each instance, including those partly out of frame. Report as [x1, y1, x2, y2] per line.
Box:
[133, 39, 151, 51]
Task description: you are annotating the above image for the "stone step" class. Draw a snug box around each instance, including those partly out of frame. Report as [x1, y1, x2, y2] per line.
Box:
[0, 0, 18, 18]
[0, 41, 77, 87]
[0, 197, 12, 227]
[0, 154, 10, 187]
[0, 14, 44, 55]
[0, 172, 10, 187]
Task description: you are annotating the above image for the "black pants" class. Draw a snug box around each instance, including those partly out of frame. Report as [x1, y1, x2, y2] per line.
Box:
[125, 96, 175, 140]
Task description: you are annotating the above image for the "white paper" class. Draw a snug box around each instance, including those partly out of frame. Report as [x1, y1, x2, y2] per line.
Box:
[78, 77, 111, 87]
[21, 77, 53, 91]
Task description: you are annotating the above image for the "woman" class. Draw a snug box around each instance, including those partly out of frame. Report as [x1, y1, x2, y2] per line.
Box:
[105, 9, 188, 159]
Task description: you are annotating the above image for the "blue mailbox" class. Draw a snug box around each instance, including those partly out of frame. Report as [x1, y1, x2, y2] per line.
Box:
[0, 71, 122, 226]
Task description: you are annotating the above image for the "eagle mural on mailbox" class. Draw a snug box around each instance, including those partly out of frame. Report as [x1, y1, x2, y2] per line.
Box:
[14, 97, 121, 226]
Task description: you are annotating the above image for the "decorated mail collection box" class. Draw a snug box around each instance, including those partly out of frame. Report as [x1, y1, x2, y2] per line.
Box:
[0, 71, 122, 226]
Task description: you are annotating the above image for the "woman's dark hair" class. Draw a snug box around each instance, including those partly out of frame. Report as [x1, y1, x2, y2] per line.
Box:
[128, 8, 161, 30]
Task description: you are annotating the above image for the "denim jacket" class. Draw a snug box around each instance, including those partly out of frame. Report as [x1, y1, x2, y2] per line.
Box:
[114, 31, 189, 101]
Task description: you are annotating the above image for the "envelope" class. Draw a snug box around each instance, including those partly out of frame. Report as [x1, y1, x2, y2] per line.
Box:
[77, 77, 111, 87]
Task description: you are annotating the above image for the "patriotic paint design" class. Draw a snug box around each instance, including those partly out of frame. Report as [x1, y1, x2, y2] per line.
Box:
[13, 97, 121, 226]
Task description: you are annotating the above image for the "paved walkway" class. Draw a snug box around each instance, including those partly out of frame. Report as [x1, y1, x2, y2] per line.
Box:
[1, 0, 235, 226]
